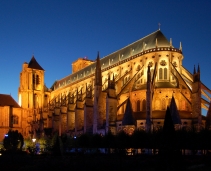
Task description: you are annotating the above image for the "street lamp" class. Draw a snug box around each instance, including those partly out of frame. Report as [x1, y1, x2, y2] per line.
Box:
[32, 138, 36, 143]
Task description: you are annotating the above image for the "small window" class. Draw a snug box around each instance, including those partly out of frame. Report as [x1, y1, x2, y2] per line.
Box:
[32, 74, 36, 84]
[13, 115, 19, 124]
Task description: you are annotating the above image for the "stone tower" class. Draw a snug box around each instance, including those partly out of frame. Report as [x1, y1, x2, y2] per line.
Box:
[19, 56, 45, 120]
[191, 65, 201, 125]
[18, 56, 46, 138]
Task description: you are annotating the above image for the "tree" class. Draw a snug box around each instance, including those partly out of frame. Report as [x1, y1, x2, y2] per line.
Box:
[3, 130, 24, 151]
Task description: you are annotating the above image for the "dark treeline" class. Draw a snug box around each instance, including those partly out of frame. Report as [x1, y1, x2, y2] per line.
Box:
[58, 128, 211, 155]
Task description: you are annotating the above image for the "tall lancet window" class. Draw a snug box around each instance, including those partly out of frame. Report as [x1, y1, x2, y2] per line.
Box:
[142, 99, 146, 111]
[164, 68, 167, 79]
[34, 94, 38, 108]
[159, 68, 163, 80]
[32, 74, 36, 84]
[36, 75, 40, 85]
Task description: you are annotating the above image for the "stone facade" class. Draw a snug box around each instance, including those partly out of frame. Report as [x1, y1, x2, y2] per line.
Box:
[4, 29, 210, 139]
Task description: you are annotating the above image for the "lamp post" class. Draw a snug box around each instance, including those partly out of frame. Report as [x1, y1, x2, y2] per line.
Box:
[32, 138, 36, 154]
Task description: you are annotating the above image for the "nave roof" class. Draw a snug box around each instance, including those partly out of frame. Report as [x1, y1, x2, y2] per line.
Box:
[53, 30, 171, 90]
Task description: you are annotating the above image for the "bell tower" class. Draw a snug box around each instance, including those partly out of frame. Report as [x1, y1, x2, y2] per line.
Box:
[18, 56, 45, 118]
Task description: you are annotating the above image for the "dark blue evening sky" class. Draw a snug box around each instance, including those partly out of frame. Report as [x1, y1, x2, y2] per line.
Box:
[0, 0, 211, 114]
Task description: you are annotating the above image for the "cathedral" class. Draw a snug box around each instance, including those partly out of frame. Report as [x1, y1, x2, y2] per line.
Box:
[1, 29, 211, 140]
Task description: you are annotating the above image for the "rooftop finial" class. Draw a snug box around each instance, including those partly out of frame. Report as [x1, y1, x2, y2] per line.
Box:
[158, 23, 161, 30]
[170, 38, 172, 47]
[179, 42, 182, 51]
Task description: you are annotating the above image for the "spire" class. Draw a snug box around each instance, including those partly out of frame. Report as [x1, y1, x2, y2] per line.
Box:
[197, 64, 200, 73]
[163, 107, 175, 135]
[122, 98, 135, 125]
[143, 42, 145, 51]
[179, 42, 182, 51]
[170, 95, 181, 124]
[28, 55, 44, 70]
[147, 65, 151, 83]
[155, 38, 158, 48]
[193, 65, 196, 74]
[170, 38, 172, 47]
[94, 52, 102, 86]
[158, 23, 161, 30]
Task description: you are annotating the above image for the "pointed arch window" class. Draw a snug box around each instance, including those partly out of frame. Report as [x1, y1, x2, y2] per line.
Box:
[137, 100, 140, 112]
[36, 75, 40, 84]
[164, 68, 167, 79]
[44, 95, 48, 107]
[34, 94, 38, 108]
[33, 74, 36, 84]
[159, 68, 163, 80]
[142, 99, 146, 111]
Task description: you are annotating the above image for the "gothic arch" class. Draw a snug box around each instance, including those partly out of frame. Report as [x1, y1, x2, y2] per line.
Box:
[36, 75, 40, 85]
[142, 99, 146, 111]
[159, 68, 163, 80]
[164, 68, 167, 79]
[44, 95, 48, 107]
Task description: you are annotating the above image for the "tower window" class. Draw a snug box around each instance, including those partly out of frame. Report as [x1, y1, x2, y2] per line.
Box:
[159, 68, 168, 80]
[13, 115, 19, 124]
[33, 74, 36, 84]
[36, 75, 40, 84]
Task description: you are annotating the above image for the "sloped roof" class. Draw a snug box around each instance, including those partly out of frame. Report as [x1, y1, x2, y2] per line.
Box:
[0, 94, 20, 108]
[53, 30, 170, 90]
[122, 98, 135, 125]
[28, 56, 44, 70]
